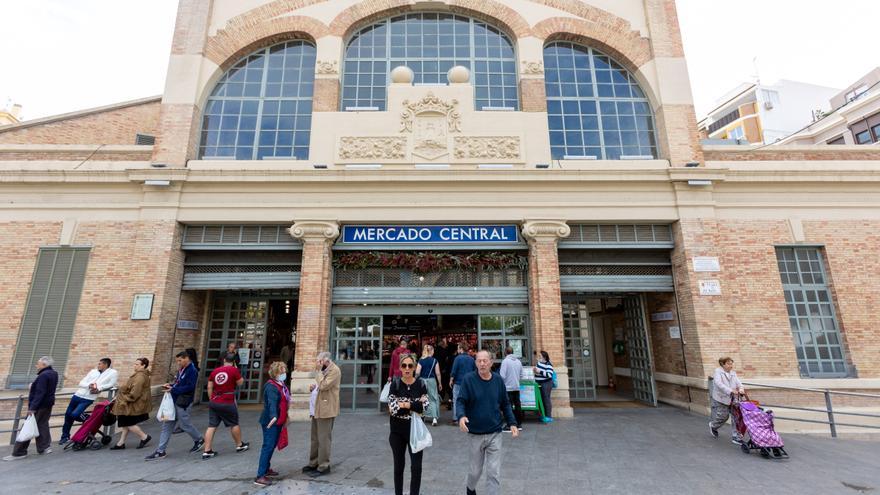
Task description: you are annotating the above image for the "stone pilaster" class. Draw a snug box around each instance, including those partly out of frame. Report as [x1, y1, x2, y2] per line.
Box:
[288, 220, 339, 421]
[522, 219, 573, 418]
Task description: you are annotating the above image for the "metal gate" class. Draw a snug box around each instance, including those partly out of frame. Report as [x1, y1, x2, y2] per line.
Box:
[330, 315, 384, 411]
[623, 295, 657, 406]
[205, 292, 290, 403]
[562, 297, 597, 400]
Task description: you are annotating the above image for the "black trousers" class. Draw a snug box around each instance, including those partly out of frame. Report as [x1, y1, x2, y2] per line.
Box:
[507, 390, 523, 427]
[13, 407, 52, 456]
[389, 430, 423, 495]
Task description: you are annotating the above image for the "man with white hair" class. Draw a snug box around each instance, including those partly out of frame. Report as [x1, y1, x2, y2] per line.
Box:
[302, 351, 340, 477]
[4, 356, 59, 460]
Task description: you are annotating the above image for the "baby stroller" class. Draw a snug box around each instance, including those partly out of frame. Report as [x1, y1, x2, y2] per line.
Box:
[64, 400, 116, 451]
[730, 393, 789, 460]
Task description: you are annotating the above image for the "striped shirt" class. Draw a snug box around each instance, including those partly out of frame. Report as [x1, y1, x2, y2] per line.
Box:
[535, 361, 554, 382]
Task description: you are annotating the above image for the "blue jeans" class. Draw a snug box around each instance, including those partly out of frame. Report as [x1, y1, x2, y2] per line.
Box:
[452, 384, 461, 421]
[257, 425, 281, 478]
[61, 396, 93, 440]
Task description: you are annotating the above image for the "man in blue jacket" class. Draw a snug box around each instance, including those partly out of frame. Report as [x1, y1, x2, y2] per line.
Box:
[4, 356, 58, 460]
[145, 351, 204, 460]
[456, 351, 519, 495]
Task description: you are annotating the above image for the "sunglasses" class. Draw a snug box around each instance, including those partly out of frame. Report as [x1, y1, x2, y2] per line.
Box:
[400, 363, 415, 369]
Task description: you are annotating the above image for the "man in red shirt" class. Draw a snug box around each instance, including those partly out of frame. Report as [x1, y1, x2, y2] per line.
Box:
[202, 354, 249, 459]
[387, 338, 410, 382]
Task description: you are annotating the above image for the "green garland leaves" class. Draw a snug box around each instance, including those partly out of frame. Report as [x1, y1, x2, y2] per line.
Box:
[333, 251, 527, 274]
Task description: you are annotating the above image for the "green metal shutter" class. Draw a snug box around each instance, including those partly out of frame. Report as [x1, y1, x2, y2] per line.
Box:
[7, 247, 91, 388]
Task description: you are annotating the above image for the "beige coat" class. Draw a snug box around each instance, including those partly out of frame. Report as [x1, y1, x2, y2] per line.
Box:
[113, 369, 152, 416]
[314, 362, 341, 419]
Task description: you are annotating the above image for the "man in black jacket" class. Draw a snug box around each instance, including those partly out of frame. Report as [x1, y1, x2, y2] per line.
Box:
[4, 356, 58, 460]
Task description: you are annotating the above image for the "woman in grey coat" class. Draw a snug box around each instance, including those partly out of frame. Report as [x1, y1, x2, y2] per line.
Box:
[709, 356, 745, 444]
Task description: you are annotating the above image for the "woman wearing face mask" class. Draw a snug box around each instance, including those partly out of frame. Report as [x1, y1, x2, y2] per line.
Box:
[254, 362, 290, 487]
[388, 354, 429, 495]
[533, 350, 555, 423]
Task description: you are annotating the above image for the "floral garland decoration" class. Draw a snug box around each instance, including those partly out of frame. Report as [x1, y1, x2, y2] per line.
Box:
[333, 251, 527, 274]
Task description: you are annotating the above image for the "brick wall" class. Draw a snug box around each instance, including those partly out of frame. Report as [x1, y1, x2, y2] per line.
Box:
[0, 99, 161, 145]
[673, 219, 880, 382]
[62, 220, 182, 388]
[0, 222, 63, 383]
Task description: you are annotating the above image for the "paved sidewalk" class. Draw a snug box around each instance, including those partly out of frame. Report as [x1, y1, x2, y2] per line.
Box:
[0, 404, 878, 494]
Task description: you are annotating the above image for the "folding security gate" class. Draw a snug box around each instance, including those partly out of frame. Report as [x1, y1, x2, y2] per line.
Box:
[329, 315, 385, 412]
[562, 297, 596, 400]
[623, 295, 657, 406]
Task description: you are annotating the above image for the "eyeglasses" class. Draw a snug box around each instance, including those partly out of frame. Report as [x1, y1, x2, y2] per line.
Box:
[400, 363, 415, 369]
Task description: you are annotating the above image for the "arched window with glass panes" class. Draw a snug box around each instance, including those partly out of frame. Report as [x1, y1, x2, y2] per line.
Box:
[342, 13, 518, 111]
[199, 40, 316, 160]
[543, 42, 657, 160]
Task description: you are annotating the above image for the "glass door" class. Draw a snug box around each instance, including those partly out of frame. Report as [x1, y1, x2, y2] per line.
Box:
[478, 314, 530, 364]
[562, 297, 597, 400]
[331, 315, 383, 411]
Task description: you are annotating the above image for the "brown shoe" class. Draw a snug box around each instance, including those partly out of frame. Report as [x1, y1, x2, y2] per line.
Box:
[254, 476, 272, 487]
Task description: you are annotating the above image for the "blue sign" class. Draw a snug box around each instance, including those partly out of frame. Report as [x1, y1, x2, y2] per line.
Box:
[341, 225, 520, 244]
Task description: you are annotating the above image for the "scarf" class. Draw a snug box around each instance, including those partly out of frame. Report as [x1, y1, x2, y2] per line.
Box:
[268, 379, 290, 450]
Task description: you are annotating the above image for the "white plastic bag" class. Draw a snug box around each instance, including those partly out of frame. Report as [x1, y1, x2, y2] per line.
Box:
[156, 392, 176, 422]
[379, 382, 391, 403]
[15, 414, 39, 443]
[409, 414, 432, 453]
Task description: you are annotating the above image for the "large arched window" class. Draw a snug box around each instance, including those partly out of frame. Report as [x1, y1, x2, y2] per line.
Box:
[200, 40, 316, 160]
[544, 42, 657, 160]
[343, 13, 518, 111]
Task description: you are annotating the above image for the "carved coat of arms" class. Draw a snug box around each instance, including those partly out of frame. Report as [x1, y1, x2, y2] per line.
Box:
[400, 92, 462, 160]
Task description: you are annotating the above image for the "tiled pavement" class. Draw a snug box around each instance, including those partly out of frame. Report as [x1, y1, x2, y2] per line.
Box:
[1, 404, 879, 494]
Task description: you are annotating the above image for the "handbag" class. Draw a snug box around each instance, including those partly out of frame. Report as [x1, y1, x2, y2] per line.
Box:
[174, 392, 194, 408]
[409, 414, 433, 453]
[15, 414, 39, 443]
[379, 382, 391, 403]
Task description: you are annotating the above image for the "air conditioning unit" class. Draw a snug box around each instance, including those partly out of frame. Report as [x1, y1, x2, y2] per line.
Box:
[763, 101, 774, 110]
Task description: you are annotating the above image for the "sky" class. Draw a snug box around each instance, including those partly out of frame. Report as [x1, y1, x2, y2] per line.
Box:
[1, 0, 878, 120]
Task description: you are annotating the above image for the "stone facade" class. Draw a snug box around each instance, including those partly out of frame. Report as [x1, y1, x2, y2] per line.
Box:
[0, 0, 879, 421]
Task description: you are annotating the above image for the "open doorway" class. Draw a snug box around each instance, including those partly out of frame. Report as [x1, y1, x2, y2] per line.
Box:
[203, 291, 298, 404]
[562, 294, 657, 406]
[381, 314, 478, 380]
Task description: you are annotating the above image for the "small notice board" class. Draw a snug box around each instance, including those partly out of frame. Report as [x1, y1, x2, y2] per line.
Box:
[519, 380, 545, 417]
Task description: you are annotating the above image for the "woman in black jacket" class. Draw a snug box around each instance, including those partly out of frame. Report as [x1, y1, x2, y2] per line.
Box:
[387, 353, 429, 495]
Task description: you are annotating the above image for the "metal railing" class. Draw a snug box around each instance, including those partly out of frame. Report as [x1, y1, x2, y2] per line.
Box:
[1, 389, 117, 445]
[709, 377, 880, 438]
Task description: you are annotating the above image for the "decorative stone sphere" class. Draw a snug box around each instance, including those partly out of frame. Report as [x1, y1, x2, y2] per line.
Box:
[447, 65, 470, 84]
[390, 65, 414, 84]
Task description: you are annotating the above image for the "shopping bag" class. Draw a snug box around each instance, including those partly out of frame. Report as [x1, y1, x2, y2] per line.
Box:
[551, 370, 558, 389]
[379, 382, 391, 403]
[156, 392, 176, 422]
[15, 414, 39, 443]
[409, 414, 433, 453]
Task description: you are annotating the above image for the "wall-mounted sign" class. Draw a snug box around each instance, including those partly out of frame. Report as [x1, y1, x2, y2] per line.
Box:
[693, 256, 721, 272]
[668, 326, 681, 339]
[177, 320, 198, 330]
[130, 293, 154, 320]
[238, 348, 250, 366]
[651, 311, 674, 322]
[341, 225, 520, 244]
[699, 279, 722, 296]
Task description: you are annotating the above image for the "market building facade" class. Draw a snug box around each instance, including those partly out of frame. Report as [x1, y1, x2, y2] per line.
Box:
[2, 0, 880, 420]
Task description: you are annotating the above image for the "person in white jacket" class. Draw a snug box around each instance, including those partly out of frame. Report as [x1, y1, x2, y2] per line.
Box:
[709, 356, 745, 444]
[59, 358, 118, 445]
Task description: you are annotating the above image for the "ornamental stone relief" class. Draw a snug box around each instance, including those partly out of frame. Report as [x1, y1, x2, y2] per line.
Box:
[399, 92, 462, 133]
[521, 60, 544, 75]
[399, 92, 462, 160]
[338, 137, 407, 160]
[315, 60, 338, 75]
[453, 137, 521, 160]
